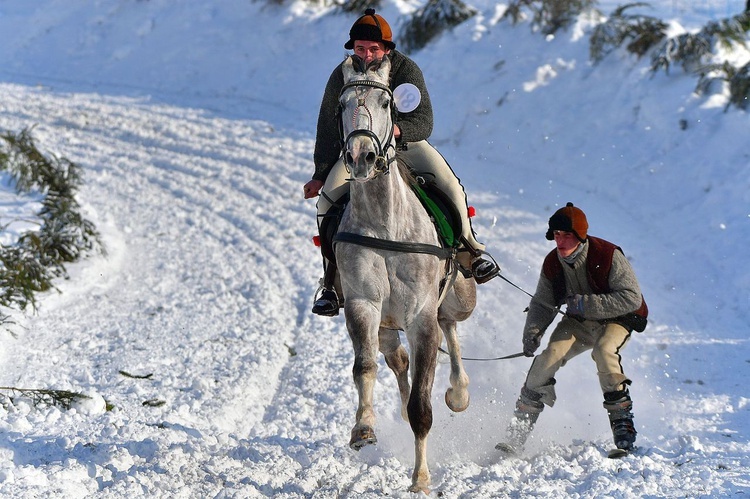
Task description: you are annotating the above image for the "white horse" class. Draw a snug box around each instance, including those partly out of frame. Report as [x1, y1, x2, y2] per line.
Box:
[332, 55, 477, 494]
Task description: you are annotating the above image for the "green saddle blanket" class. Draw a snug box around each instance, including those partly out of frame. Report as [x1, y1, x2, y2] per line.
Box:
[411, 183, 460, 248]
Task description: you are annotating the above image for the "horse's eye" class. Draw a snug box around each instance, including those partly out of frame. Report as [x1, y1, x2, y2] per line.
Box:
[382, 101, 389, 109]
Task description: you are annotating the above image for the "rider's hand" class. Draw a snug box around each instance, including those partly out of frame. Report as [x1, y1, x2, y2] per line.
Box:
[303, 179, 324, 199]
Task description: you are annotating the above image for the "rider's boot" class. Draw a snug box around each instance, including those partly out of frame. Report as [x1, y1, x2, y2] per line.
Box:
[457, 238, 500, 284]
[472, 257, 500, 284]
[604, 387, 637, 451]
[312, 260, 340, 317]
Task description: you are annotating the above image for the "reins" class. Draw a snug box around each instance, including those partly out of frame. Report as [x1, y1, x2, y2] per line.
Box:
[441, 272, 567, 362]
[438, 347, 526, 361]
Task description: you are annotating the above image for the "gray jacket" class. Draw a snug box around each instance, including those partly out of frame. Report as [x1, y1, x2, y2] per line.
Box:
[524, 239, 643, 338]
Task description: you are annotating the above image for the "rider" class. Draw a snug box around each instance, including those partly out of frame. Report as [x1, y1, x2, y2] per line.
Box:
[303, 8, 499, 316]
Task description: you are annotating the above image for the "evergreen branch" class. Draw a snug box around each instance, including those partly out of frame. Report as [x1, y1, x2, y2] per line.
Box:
[503, 0, 597, 35]
[0, 127, 105, 327]
[0, 386, 91, 410]
[336, 0, 381, 14]
[590, 3, 667, 63]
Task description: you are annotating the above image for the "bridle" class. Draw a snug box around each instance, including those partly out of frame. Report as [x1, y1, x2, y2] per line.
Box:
[338, 78, 397, 177]
[333, 63, 470, 311]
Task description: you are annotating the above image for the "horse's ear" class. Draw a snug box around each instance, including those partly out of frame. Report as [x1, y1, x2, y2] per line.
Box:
[342, 56, 356, 82]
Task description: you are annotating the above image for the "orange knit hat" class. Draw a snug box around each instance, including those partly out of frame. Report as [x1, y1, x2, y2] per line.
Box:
[546, 202, 589, 242]
[344, 9, 396, 50]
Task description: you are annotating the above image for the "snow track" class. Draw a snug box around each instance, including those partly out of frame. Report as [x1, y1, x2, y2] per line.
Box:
[0, 83, 359, 496]
[1, 12, 749, 489]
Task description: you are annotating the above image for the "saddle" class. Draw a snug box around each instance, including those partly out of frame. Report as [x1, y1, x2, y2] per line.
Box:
[411, 174, 463, 249]
[318, 179, 463, 265]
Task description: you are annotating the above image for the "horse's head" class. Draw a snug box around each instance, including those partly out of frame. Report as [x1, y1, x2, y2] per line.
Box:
[339, 55, 395, 182]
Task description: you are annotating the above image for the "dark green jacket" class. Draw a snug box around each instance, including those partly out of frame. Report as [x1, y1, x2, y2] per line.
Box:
[312, 50, 434, 182]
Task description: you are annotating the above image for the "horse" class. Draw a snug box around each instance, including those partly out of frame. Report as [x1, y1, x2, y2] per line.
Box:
[331, 54, 477, 494]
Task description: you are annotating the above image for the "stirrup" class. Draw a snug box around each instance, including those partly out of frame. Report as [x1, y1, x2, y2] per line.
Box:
[312, 288, 340, 317]
[472, 257, 500, 284]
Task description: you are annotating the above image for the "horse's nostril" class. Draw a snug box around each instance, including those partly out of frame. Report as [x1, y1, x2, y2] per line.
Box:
[346, 152, 354, 166]
[366, 152, 376, 163]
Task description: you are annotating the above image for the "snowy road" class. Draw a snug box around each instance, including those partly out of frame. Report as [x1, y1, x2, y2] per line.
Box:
[0, 84, 354, 496]
[1, 0, 749, 493]
[2, 82, 748, 498]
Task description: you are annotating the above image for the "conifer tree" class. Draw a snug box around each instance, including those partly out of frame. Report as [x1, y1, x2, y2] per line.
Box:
[399, 0, 477, 54]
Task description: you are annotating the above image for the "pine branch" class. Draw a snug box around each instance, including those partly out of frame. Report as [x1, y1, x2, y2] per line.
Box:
[0, 127, 105, 327]
[590, 3, 667, 63]
[503, 0, 597, 35]
[0, 386, 91, 410]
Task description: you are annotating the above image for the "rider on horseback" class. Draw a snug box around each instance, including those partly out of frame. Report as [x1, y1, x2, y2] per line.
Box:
[303, 9, 499, 316]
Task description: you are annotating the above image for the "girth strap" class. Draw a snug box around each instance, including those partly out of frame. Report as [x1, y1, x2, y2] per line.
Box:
[333, 231, 454, 260]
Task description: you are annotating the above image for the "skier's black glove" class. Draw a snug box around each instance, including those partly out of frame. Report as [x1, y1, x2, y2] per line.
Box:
[522, 332, 542, 357]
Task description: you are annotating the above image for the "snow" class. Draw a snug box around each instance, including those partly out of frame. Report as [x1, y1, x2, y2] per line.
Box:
[0, 0, 749, 497]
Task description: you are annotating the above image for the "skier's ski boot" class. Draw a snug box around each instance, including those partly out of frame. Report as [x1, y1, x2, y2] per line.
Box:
[604, 387, 637, 452]
[496, 385, 544, 454]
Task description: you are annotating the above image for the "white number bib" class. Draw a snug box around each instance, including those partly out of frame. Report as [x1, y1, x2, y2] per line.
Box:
[393, 83, 421, 113]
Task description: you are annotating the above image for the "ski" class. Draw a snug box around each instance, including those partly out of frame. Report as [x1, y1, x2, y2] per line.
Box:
[607, 448, 630, 459]
[495, 442, 518, 455]
[498, 442, 634, 459]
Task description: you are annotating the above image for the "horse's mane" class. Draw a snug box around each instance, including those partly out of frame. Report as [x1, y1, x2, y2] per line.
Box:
[395, 152, 419, 188]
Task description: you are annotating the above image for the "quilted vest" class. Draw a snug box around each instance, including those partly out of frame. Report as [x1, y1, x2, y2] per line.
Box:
[542, 236, 648, 331]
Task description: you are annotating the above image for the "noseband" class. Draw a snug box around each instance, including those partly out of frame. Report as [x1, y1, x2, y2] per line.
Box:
[339, 79, 396, 176]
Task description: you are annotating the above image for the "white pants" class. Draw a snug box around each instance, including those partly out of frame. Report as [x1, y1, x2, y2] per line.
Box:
[316, 140, 484, 253]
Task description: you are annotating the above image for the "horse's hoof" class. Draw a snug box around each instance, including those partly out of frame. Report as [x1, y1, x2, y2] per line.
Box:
[408, 483, 430, 494]
[349, 426, 377, 450]
[445, 388, 470, 412]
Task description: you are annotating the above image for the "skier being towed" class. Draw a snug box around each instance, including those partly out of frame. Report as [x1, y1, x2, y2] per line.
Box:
[499, 203, 648, 457]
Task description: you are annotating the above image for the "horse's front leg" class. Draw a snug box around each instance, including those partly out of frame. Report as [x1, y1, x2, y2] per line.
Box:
[379, 327, 410, 422]
[406, 316, 439, 494]
[346, 300, 381, 449]
[440, 318, 470, 412]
